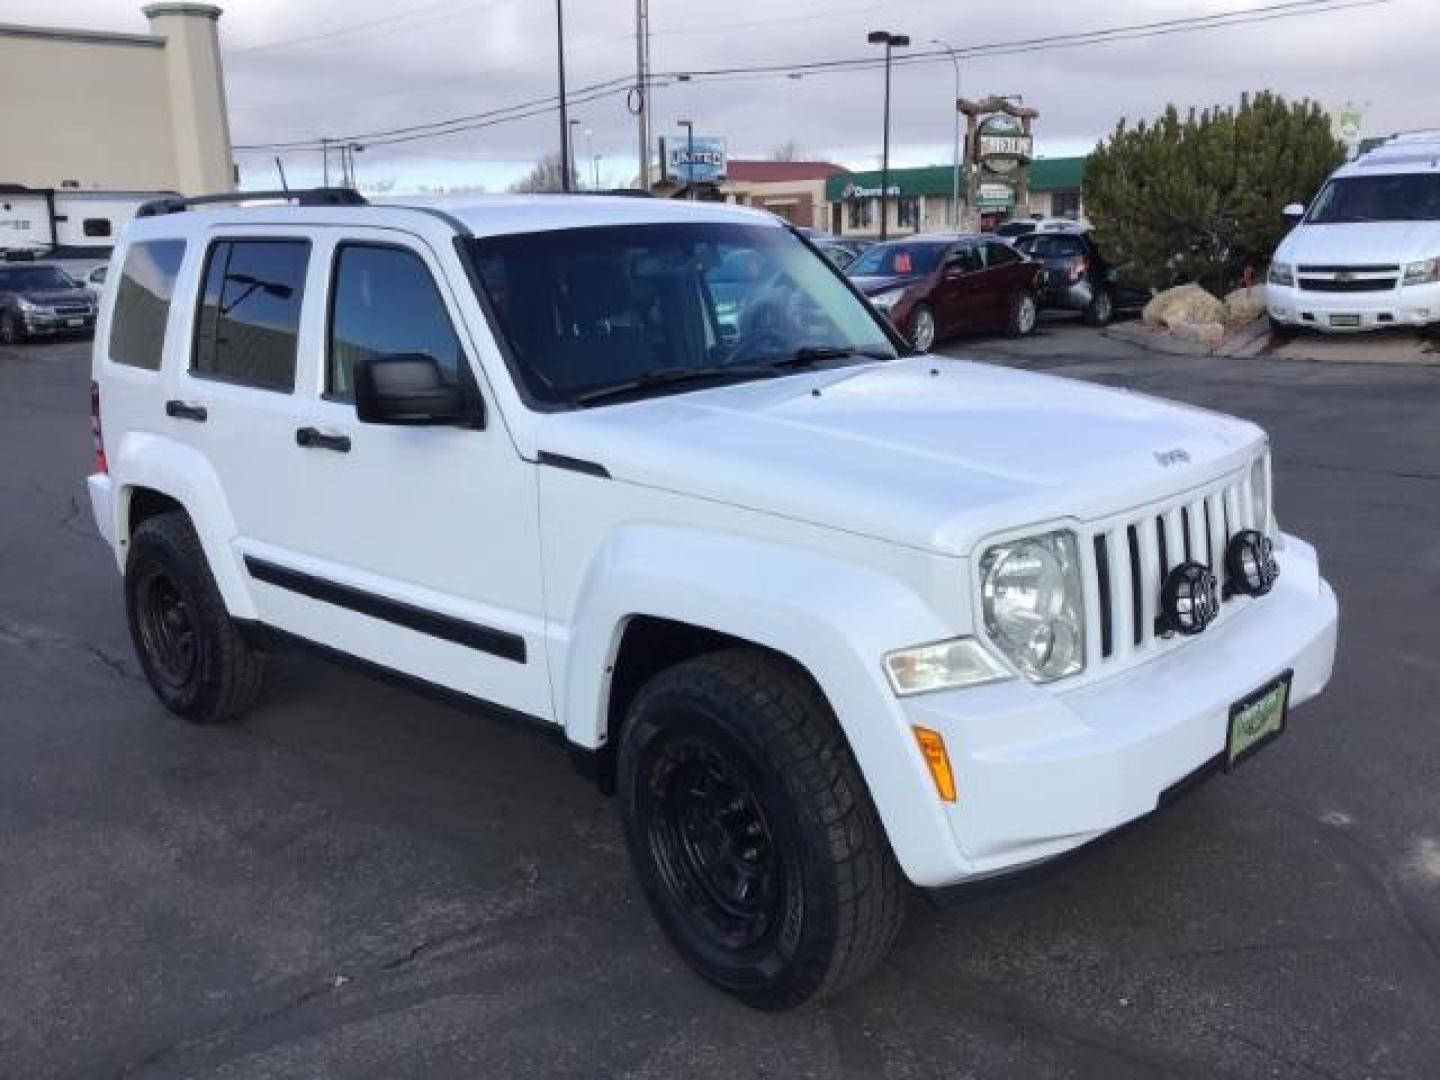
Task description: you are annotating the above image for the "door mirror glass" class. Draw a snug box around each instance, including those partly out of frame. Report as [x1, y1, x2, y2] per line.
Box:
[1281, 202, 1306, 222]
[354, 353, 469, 426]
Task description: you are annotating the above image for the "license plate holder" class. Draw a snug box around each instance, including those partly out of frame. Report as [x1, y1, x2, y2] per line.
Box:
[1329, 313, 1360, 328]
[1226, 671, 1292, 770]
[65, 318, 84, 328]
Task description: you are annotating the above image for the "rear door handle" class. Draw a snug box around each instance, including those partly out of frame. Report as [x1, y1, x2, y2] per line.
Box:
[165, 400, 207, 422]
[295, 426, 351, 453]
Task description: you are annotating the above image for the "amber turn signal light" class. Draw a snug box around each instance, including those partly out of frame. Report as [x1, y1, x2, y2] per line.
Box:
[912, 726, 957, 802]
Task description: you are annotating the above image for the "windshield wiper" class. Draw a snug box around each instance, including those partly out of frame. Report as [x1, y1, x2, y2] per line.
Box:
[572, 364, 783, 407]
[785, 345, 896, 365]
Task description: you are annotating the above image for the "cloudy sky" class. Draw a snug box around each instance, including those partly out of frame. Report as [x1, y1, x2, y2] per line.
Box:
[13, 0, 1436, 191]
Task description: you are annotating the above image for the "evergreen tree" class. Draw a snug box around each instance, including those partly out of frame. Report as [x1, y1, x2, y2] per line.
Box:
[1084, 91, 1344, 294]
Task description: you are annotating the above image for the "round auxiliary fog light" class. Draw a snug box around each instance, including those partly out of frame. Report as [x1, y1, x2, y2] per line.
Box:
[1225, 529, 1279, 597]
[1159, 561, 1221, 637]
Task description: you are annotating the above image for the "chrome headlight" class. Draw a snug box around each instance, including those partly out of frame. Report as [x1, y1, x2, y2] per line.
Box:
[980, 529, 1085, 682]
[869, 287, 907, 312]
[1267, 262, 1295, 288]
[1402, 257, 1440, 286]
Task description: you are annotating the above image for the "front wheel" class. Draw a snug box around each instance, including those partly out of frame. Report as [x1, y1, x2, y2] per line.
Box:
[1007, 292, 1038, 337]
[0, 311, 23, 345]
[909, 303, 937, 353]
[617, 650, 904, 1010]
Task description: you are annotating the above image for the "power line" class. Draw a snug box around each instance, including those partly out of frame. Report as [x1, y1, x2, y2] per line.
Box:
[232, 0, 512, 56]
[233, 0, 1389, 153]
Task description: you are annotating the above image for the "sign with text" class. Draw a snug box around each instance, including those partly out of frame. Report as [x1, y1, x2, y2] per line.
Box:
[665, 136, 728, 184]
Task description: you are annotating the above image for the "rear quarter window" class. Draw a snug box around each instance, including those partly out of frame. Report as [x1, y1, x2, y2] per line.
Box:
[109, 240, 187, 371]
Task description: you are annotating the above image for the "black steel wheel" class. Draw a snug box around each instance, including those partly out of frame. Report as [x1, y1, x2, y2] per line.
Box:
[124, 511, 265, 723]
[132, 565, 199, 692]
[618, 650, 904, 1010]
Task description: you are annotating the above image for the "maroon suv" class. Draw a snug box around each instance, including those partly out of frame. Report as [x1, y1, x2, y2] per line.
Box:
[845, 234, 1043, 351]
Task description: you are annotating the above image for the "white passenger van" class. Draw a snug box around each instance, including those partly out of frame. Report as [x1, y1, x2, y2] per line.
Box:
[1268, 130, 1440, 332]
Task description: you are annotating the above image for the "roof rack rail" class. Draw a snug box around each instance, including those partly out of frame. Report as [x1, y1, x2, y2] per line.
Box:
[136, 187, 369, 218]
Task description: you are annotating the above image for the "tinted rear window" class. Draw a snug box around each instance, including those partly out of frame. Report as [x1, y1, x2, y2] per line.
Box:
[109, 240, 187, 371]
[192, 239, 309, 392]
[1016, 235, 1086, 258]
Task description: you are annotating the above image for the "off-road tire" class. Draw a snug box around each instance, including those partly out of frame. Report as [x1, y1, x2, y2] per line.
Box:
[617, 649, 905, 1010]
[1007, 291, 1038, 337]
[124, 511, 265, 723]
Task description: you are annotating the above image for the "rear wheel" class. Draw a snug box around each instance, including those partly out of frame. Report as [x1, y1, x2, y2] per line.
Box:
[1083, 288, 1114, 327]
[909, 303, 937, 352]
[1008, 292, 1038, 337]
[617, 650, 904, 1010]
[125, 511, 265, 723]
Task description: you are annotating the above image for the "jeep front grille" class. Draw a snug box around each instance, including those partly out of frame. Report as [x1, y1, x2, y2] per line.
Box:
[1084, 464, 1263, 669]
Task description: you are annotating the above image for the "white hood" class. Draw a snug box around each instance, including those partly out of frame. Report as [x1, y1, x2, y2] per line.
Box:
[537, 358, 1264, 555]
[1277, 220, 1440, 266]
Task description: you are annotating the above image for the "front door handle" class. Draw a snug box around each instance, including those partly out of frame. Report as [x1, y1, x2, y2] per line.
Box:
[165, 400, 207, 422]
[295, 426, 351, 453]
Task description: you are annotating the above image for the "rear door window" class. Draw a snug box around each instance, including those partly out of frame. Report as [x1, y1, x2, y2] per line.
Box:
[109, 239, 187, 371]
[192, 239, 309, 392]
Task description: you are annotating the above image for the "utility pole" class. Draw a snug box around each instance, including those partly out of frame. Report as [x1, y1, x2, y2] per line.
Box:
[568, 118, 582, 189]
[930, 37, 961, 229]
[677, 119, 695, 199]
[635, 0, 652, 189]
[321, 137, 331, 187]
[556, 0, 572, 192]
[867, 30, 909, 241]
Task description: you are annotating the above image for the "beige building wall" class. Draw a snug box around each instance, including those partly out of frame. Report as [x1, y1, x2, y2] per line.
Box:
[723, 178, 830, 229]
[0, 5, 232, 194]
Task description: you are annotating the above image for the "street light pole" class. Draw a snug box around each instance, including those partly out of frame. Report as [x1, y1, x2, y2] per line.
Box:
[556, 0, 572, 192]
[930, 37, 961, 229]
[677, 119, 695, 200]
[867, 30, 909, 242]
[568, 118, 582, 190]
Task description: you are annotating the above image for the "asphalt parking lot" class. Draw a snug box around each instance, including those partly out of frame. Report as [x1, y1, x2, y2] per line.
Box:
[4, 324, 1440, 1079]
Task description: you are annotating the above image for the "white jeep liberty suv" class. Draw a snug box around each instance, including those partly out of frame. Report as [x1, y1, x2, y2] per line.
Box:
[87, 189, 1338, 1009]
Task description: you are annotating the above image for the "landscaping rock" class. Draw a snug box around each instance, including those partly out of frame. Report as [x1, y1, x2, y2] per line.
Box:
[1223, 285, 1268, 327]
[1143, 284, 1225, 328]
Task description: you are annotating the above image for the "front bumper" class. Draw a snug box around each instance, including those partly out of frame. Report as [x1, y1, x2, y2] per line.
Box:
[22, 311, 96, 336]
[1268, 281, 1440, 332]
[898, 533, 1336, 884]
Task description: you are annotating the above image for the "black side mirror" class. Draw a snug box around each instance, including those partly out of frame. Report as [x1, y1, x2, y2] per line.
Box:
[353, 352, 478, 427]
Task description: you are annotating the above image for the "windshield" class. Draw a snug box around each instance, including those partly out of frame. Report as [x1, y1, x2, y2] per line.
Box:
[1307, 174, 1440, 223]
[847, 242, 947, 278]
[0, 266, 76, 291]
[470, 222, 896, 406]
